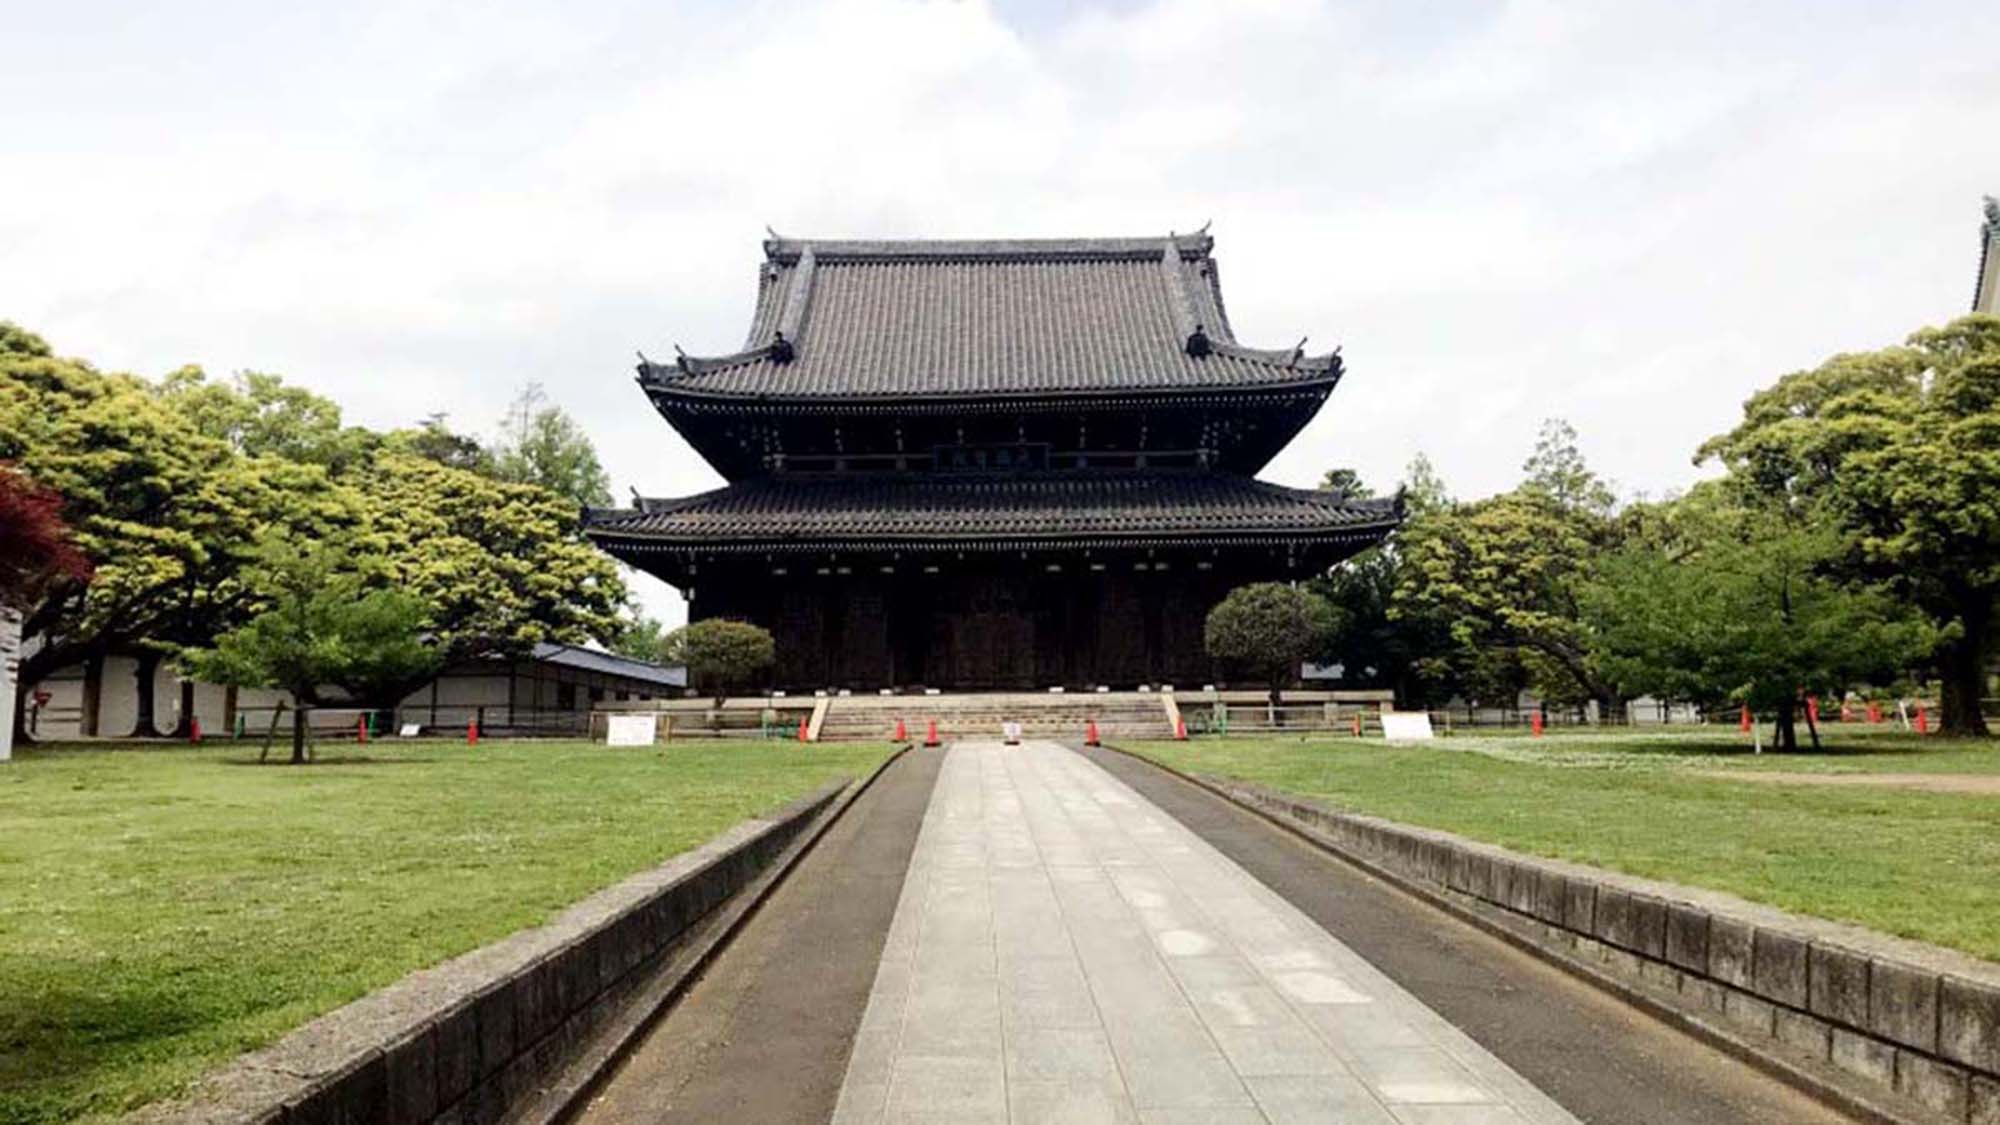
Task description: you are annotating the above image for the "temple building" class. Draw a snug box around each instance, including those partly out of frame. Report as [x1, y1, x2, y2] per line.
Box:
[587, 231, 1399, 691]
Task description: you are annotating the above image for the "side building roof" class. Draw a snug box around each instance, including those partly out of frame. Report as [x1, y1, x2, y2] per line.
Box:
[587, 471, 1399, 556]
[527, 642, 686, 689]
[639, 230, 1341, 402]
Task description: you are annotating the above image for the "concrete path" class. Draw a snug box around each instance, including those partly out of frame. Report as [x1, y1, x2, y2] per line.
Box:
[833, 742, 1577, 1124]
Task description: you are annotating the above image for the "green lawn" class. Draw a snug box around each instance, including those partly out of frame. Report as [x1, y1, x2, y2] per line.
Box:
[0, 739, 895, 1125]
[1121, 731, 2000, 963]
[1437, 725, 2000, 775]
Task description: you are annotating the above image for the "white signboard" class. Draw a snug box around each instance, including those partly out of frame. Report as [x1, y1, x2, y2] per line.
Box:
[1379, 712, 1435, 742]
[1002, 721, 1022, 745]
[398, 723, 422, 738]
[606, 714, 658, 747]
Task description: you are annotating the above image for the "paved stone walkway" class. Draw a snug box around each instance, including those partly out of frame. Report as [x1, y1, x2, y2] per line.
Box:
[833, 742, 1577, 1124]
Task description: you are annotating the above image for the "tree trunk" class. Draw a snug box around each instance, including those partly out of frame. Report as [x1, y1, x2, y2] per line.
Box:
[1774, 699, 1799, 753]
[170, 678, 196, 738]
[1268, 671, 1283, 728]
[129, 650, 164, 738]
[80, 651, 104, 737]
[291, 707, 308, 765]
[223, 685, 238, 738]
[1938, 593, 1992, 737]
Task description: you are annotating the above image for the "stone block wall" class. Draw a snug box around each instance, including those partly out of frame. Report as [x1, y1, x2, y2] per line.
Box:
[1210, 779, 2000, 1124]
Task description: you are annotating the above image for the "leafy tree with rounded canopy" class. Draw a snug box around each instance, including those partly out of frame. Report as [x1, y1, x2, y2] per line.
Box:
[351, 451, 627, 705]
[1583, 484, 1933, 751]
[493, 384, 613, 511]
[1394, 422, 1628, 715]
[1700, 314, 2000, 735]
[185, 539, 442, 763]
[0, 325, 347, 738]
[663, 619, 775, 706]
[1204, 583, 1341, 713]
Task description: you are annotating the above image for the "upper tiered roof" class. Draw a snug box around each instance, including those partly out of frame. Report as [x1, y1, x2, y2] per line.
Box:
[639, 229, 1341, 402]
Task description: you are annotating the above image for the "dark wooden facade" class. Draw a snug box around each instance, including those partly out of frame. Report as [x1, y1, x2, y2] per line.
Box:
[589, 232, 1398, 691]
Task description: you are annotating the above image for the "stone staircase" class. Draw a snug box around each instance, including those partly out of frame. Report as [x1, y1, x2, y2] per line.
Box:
[816, 691, 1175, 743]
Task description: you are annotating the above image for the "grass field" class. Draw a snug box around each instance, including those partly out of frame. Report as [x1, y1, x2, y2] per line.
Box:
[0, 738, 896, 1125]
[1121, 729, 2000, 963]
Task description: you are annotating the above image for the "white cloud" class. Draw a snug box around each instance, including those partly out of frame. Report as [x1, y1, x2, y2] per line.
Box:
[5, 0, 1997, 625]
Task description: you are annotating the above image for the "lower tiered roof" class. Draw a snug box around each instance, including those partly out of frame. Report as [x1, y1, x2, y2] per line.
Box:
[585, 471, 1399, 555]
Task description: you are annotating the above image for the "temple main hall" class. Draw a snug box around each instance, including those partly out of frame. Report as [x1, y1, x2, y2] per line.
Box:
[587, 230, 1399, 691]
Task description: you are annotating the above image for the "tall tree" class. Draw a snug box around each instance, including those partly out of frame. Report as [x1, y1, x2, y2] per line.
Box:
[611, 611, 668, 663]
[1583, 487, 1932, 750]
[1311, 460, 1456, 707]
[1701, 315, 2000, 734]
[0, 326, 344, 737]
[492, 384, 613, 510]
[352, 450, 626, 705]
[158, 368, 377, 472]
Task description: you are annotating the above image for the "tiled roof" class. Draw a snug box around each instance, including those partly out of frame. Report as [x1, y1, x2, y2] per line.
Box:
[641, 231, 1340, 400]
[586, 471, 1398, 549]
[528, 643, 686, 688]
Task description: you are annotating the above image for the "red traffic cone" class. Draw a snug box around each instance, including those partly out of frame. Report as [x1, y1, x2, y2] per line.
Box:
[1916, 705, 1929, 735]
[467, 719, 479, 745]
[357, 715, 369, 744]
[1174, 715, 1188, 741]
[893, 717, 907, 742]
[1739, 705, 1752, 733]
[924, 719, 941, 748]
[190, 717, 202, 744]
[797, 717, 809, 743]
[1531, 711, 1544, 737]
[1085, 719, 1100, 747]
[1867, 702, 1882, 724]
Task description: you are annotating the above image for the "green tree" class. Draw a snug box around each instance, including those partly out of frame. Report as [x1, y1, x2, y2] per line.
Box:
[1317, 468, 1373, 501]
[664, 618, 775, 705]
[391, 414, 495, 475]
[1309, 459, 1456, 708]
[1523, 417, 1615, 515]
[1700, 315, 2000, 734]
[0, 326, 348, 737]
[492, 384, 613, 510]
[1204, 583, 1341, 712]
[159, 368, 377, 472]
[610, 611, 668, 662]
[352, 451, 627, 703]
[1584, 490, 1932, 750]
[1393, 428, 1627, 714]
[186, 540, 441, 763]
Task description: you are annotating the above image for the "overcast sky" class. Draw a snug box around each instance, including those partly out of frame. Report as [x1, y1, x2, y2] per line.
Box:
[7, 0, 1997, 625]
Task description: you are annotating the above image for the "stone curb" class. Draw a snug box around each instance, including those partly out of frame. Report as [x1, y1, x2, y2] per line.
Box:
[506, 745, 910, 1125]
[128, 770, 866, 1125]
[1096, 744, 1999, 1125]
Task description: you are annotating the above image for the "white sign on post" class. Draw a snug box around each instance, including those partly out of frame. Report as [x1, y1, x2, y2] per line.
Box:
[606, 714, 658, 747]
[1378, 712, 1435, 742]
